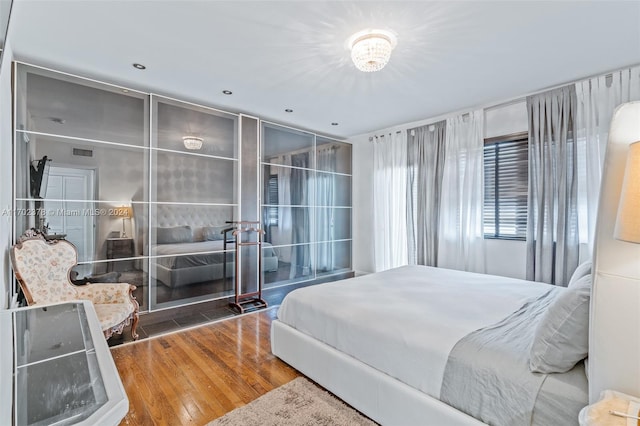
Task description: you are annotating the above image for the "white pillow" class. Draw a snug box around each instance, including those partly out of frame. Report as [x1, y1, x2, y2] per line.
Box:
[529, 274, 591, 374]
[568, 261, 591, 287]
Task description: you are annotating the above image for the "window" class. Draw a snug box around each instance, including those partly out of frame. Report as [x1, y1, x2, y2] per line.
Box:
[484, 133, 528, 240]
[266, 174, 279, 226]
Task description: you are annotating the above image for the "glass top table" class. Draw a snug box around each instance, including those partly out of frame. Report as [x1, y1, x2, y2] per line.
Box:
[0, 301, 128, 426]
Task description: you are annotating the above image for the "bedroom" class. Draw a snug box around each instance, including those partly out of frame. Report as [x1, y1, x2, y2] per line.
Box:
[0, 1, 639, 425]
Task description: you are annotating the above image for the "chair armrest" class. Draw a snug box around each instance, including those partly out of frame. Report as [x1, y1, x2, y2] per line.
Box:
[76, 282, 137, 305]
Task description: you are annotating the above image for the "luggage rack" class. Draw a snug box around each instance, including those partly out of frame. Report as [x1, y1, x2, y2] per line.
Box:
[223, 221, 268, 314]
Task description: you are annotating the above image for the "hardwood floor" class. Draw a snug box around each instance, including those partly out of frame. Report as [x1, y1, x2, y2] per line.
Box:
[111, 308, 300, 425]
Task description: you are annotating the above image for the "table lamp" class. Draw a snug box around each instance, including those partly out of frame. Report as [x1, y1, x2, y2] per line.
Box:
[112, 206, 132, 238]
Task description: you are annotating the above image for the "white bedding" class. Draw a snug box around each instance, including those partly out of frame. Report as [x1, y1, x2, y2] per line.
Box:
[277, 265, 552, 399]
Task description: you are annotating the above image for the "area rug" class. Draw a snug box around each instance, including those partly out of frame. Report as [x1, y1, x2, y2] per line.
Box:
[207, 377, 377, 426]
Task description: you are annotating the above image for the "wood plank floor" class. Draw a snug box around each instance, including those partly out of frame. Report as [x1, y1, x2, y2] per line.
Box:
[111, 308, 300, 425]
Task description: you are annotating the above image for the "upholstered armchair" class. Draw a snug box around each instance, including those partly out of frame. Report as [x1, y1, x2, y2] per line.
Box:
[10, 230, 139, 340]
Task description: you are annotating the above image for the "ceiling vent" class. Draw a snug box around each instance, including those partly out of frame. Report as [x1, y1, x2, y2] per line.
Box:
[73, 148, 93, 157]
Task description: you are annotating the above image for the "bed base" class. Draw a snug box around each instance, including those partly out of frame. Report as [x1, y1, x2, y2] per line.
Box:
[271, 320, 486, 425]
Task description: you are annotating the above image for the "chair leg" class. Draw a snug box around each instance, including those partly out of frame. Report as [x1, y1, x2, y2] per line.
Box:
[131, 312, 140, 340]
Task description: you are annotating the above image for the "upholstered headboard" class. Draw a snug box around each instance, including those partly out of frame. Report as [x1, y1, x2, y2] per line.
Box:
[131, 203, 234, 254]
[589, 101, 640, 402]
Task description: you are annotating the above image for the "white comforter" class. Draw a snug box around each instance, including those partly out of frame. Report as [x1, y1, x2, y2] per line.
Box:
[277, 265, 552, 399]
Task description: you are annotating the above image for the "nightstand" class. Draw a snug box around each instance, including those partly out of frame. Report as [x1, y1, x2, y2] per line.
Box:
[106, 237, 134, 272]
[579, 390, 640, 425]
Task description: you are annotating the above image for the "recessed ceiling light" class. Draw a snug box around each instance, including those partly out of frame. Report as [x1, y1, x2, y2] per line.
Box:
[222, 90, 233, 95]
[285, 109, 293, 113]
[331, 122, 339, 126]
[132, 63, 146, 70]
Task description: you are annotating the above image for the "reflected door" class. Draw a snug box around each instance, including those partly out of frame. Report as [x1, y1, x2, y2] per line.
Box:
[44, 166, 95, 265]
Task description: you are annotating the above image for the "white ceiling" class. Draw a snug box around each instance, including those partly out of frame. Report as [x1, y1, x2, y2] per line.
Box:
[7, 1, 640, 138]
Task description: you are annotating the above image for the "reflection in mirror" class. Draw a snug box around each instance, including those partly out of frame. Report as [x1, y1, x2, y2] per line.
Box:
[262, 164, 314, 207]
[155, 97, 238, 158]
[263, 243, 315, 289]
[262, 123, 315, 165]
[17, 65, 147, 145]
[153, 151, 237, 204]
[316, 240, 352, 277]
[145, 203, 237, 309]
[316, 137, 352, 174]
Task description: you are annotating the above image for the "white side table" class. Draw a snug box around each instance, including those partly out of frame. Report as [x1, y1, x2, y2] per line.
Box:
[579, 390, 640, 426]
[0, 301, 128, 425]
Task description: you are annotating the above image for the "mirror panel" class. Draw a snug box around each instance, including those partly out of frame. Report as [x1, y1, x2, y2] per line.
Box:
[262, 164, 314, 207]
[16, 133, 148, 201]
[263, 243, 315, 288]
[155, 97, 237, 159]
[262, 123, 315, 166]
[316, 207, 351, 242]
[317, 172, 352, 207]
[152, 151, 236, 204]
[316, 137, 352, 175]
[16, 65, 147, 146]
[316, 240, 352, 277]
[149, 251, 235, 310]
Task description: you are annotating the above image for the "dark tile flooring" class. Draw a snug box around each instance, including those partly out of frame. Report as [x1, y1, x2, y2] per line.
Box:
[107, 270, 353, 347]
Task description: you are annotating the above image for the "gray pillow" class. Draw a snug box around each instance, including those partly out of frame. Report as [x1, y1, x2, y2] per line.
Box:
[201, 226, 225, 241]
[529, 274, 591, 374]
[568, 261, 591, 288]
[156, 226, 193, 244]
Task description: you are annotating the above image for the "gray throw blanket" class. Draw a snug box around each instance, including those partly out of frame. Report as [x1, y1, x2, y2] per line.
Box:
[440, 288, 559, 426]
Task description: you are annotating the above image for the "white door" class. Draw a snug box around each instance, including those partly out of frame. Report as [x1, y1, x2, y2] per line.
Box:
[44, 167, 95, 264]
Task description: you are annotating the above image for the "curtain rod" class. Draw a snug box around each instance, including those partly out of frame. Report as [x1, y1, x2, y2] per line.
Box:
[358, 62, 640, 139]
[369, 130, 404, 142]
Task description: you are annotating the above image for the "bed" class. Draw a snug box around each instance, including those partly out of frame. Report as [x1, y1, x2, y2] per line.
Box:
[272, 265, 589, 425]
[271, 102, 640, 425]
[133, 204, 278, 288]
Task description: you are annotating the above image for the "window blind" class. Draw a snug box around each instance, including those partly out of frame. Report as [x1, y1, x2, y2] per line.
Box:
[483, 136, 528, 240]
[267, 175, 279, 226]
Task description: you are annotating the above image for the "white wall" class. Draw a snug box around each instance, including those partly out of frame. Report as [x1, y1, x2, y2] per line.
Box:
[0, 41, 13, 308]
[350, 134, 374, 275]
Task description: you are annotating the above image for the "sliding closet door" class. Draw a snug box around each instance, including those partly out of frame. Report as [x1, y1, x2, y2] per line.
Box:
[148, 95, 238, 310]
[261, 123, 352, 289]
[315, 136, 353, 277]
[261, 123, 316, 287]
[13, 63, 150, 310]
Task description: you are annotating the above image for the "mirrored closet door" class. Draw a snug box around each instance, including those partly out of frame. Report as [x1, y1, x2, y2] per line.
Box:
[14, 63, 150, 310]
[13, 62, 353, 314]
[261, 123, 352, 289]
[148, 96, 238, 310]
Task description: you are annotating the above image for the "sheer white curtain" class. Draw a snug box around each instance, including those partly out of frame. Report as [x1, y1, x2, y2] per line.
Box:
[575, 66, 640, 254]
[438, 110, 486, 273]
[373, 131, 408, 271]
[272, 156, 292, 263]
[316, 146, 337, 272]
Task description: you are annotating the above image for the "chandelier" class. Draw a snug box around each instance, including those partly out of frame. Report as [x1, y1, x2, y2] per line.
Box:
[347, 29, 397, 73]
[182, 136, 203, 150]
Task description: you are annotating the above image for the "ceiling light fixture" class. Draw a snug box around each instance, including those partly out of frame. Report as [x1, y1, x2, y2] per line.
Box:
[222, 90, 233, 95]
[331, 122, 339, 126]
[182, 136, 203, 150]
[346, 29, 397, 73]
[285, 109, 293, 113]
[132, 63, 146, 70]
